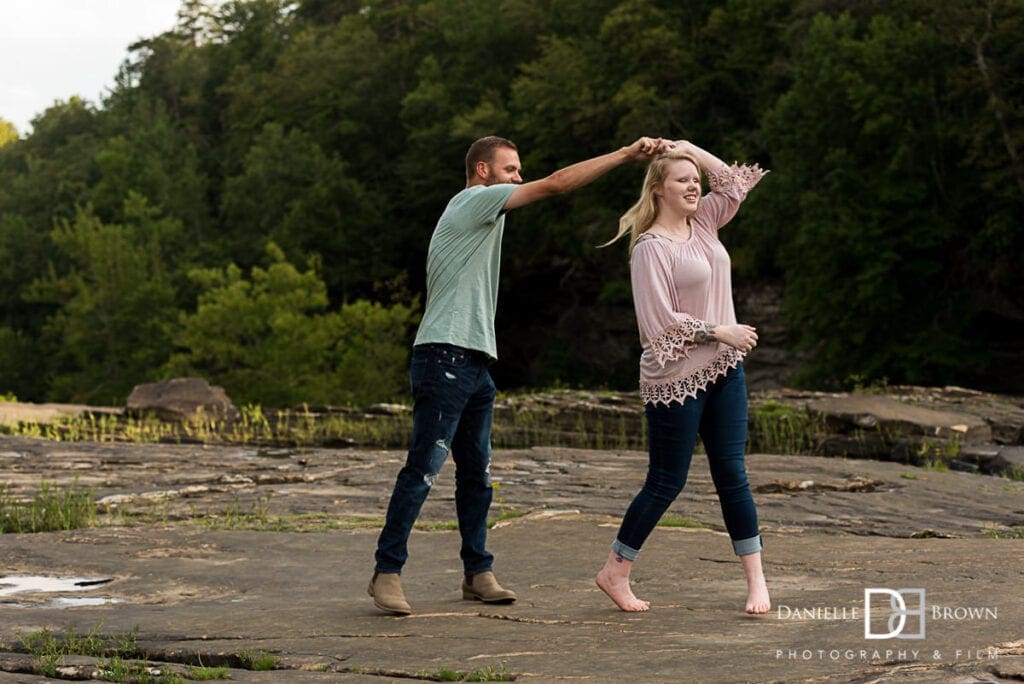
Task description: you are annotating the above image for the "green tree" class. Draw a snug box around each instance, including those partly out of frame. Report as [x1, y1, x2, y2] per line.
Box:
[396, 55, 462, 202]
[762, 13, 974, 387]
[331, 298, 421, 406]
[0, 118, 17, 147]
[220, 123, 383, 299]
[91, 108, 210, 241]
[169, 244, 418, 407]
[220, 10, 388, 175]
[0, 100, 109, 401]
[0, 326, 37, 398]
[930, 0, 1024, 390]
[2, 0, 1021, 400]
[0, 98, 105, 234]
[27, 196, 179, 403]
[167, 247, 337, 407]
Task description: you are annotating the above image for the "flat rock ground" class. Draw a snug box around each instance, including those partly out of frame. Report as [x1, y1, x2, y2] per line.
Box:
[0, 435, 1023, 682]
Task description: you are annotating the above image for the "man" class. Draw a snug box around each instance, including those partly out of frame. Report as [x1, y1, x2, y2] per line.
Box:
[369, 134, 667, 615]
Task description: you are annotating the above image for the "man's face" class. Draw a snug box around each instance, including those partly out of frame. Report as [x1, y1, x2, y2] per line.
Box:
[483, 147, 523, 185]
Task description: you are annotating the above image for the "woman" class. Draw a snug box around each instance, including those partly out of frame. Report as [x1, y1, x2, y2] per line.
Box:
[595, 140, 770, 614]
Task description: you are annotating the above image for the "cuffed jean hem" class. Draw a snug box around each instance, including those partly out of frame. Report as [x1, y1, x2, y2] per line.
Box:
[611, 539, 640, 561]
[733, 534, 763, 556]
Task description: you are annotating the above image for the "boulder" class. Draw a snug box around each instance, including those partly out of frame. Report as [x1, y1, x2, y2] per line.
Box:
[806, 393, 991, 444]
[985, 406, 1024, 445]
[959, 445, 1024, 475]
[126, 378, 236, 422]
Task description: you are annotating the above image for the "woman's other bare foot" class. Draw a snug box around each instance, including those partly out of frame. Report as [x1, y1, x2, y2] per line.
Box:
[596, 551, 650, 612]
[741, 551, 770, 614]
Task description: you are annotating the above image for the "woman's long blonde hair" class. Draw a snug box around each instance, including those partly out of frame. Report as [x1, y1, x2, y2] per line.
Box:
[599, 151, 702, 254]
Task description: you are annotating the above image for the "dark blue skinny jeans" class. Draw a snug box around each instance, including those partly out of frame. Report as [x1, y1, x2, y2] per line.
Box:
[375, 343, 496, 577]
[613, 363, 762, 559]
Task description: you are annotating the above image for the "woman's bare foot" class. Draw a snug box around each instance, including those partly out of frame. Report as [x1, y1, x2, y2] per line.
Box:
[741, 551, 770, 614]
[746, 575, 771, 614]
[596, 551, 650, 612]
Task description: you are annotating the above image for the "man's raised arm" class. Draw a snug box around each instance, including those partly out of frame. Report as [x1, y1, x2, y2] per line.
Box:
[503, 137, 670, 211]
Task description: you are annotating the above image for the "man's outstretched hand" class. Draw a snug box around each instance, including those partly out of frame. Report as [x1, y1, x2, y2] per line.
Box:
[625, 137, 676, 160]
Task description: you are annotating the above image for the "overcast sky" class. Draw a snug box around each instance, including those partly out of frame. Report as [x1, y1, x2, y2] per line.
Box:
[2, 1, 186, 135]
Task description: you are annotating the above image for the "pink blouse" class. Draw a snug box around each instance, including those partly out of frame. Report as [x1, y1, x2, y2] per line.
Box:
[631, 164, 767, 405]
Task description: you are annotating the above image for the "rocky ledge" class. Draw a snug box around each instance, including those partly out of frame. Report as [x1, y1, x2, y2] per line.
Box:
[2, 383, 1022, 477]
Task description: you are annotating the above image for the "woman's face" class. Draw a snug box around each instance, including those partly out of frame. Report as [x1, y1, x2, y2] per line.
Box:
[656, 159, 701, 216]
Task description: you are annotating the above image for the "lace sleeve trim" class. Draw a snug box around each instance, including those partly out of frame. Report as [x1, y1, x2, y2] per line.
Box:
[706, 163, 768, 196]
[640, 348, 744, 405]
[649, 318, 705, 367]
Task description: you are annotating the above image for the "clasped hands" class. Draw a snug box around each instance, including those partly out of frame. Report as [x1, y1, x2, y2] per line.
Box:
[627, 137, 679, 159]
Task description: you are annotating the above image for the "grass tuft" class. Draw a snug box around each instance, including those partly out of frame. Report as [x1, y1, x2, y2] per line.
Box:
[420, 664, 514, 681]
[748, 401, 825, 455]
[16, 624, 158, 681]
[187, 665, 231, 680]
[488, 508, 524, 528]
[984, 525, 1024, 539]
[0, 480, 96, 533]
[1002, 467, 1024, 483]
[239, 649, 278, 671]
[657, 513, 713, 529]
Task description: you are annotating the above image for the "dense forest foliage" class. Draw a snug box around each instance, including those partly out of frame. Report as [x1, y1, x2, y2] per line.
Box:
[0, 0, 1021, 407]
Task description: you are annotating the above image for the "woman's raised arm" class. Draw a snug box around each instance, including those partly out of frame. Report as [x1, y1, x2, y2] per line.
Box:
[671, 140, 729, 175]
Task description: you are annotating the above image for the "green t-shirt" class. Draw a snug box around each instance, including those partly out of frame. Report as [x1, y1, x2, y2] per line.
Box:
[413, 183, 518, 360]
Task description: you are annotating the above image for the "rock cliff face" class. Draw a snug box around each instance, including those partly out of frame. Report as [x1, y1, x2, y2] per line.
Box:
[733, 282, 802, 391]
[735, 281, 1024, 395]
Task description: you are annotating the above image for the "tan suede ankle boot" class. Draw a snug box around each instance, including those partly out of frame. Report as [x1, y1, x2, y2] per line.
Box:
[368, 572, 412, 615]
[462, 571, 517, 604]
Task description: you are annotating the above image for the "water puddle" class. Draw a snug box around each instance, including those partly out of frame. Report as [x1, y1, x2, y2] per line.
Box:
[51, 596, 123, 607]
[253, 449, 296, 459]
[0, 574, 120, 608]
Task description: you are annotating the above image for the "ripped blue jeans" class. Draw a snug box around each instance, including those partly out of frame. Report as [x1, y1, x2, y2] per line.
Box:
[374, 343, 496, 577]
